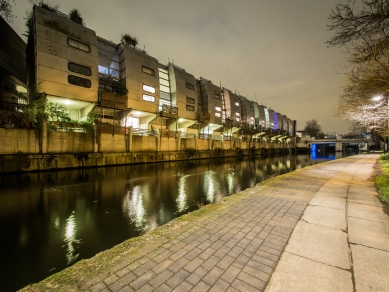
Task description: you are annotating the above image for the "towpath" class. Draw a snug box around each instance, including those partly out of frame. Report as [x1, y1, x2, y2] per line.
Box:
[22, 154, 389, 292]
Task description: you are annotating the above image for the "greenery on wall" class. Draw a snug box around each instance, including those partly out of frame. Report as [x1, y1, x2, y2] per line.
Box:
[112, 80, 128, 96]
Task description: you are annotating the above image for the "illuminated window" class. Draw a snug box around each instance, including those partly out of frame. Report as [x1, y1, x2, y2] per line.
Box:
[236, 118, 240, 121]
[235, 112, 240, 116]
[186, 83, 194, 90]
[142, 66, 155, 76]
[250, 117, 254, 121]
[67, 38, 91, 52]
[235, 102, 240, 106]
[68, 62, 91, 76]
[186, 97, 195, 104]
[214, 94, 221, 99]
[215, 106, 221, 112]
[143, 84, 156, 93]
[142, 94, 155, 102]
[215, 113, 221, 117]
[68, 75, 91, 88]
[186, 105, 194, 111]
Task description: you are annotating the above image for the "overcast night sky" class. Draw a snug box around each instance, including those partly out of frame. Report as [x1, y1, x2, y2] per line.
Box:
[9, 0, 351, 134]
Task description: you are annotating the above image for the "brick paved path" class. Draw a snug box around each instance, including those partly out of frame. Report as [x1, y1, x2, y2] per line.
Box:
[22, 154, 387, 292]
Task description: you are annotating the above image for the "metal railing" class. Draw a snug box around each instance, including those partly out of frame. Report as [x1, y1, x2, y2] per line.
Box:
[133, 128, 158, 137]
[199, 133, 209, 140]
[181, 133, 196, 139]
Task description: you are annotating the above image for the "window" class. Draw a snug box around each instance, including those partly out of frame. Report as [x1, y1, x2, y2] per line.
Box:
[186, 97, 195, 104]
[142, 66, 155, 76]
[160, 84, 170, 93]
[68, 62, 91, 76]
[214, 94, 221, 99]
[142, 94, 155, 102]
[215, 113, 221, 117]
[160, 92, 170, 100]
[250, 117, 254, 121]
[186, 105, 194, 111]
[235, 112, 240, 116]
[68, 75, 91, 88]
[235, 102, 240, 106]
[143, 84, 156, 93]
[186, 83, 194, 90]
[68, 38, 91, 52]
[236, 118, 240, 122]
[215, 106, 221, 112]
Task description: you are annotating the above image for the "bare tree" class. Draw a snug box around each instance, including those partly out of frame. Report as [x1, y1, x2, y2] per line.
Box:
[0, 0, 15, 23]
[304, 119, 323, 138]
[327, 0, 389, 137]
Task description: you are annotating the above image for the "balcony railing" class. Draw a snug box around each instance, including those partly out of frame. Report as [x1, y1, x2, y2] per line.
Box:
[160, 104, 178, 119]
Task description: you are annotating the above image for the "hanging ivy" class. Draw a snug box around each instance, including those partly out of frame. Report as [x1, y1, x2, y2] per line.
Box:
[112, 80, 128, 96]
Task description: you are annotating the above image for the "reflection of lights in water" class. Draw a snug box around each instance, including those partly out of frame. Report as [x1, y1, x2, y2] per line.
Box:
[204, 171, 216, 203]
[54, 217, 60, 230]
[287, 160, 290, 168]
[176, 175, 189, 213]
[64, 212, 80, 265]
[122, 186, 148, 232]
[226, 172, 235, 195]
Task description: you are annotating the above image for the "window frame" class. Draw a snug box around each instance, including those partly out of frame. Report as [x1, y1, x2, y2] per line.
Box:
[68, 75, 91, 88]
[186, 97, 195, 104]
[142, 94, 155, 103]
[142, 66, 155, 76]
[67, 38, 91, 53]
[68, 62, 92, 76]
[186, 105, 195, 112]
[143, 84, 156, 94]
[185, 82, 195, 90]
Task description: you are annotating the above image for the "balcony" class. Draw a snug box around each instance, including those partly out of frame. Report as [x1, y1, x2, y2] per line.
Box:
[160, 104, 178, 119]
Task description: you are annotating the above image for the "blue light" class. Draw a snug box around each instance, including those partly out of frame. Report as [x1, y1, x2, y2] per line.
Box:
[311, 144, 317, 159]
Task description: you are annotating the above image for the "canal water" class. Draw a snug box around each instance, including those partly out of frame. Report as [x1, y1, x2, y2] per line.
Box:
[0, 153, 340, 291]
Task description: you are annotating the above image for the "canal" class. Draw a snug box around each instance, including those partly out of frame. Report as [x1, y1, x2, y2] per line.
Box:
[0, 153, 340, 291]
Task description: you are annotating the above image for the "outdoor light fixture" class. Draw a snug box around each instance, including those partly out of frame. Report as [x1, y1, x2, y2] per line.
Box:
[372, 95, 383, 101]
[63, 100, 72, 105]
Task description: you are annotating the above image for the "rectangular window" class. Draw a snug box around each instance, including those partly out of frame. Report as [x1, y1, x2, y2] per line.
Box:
[186, 105, 194, 111]
[68, 62, 92, 76]
[215, 106, 221, 112]
[68, 75, 91, 88]
[142, 66, 155, 76]
[160, 92, 170, 100]
[160, 84, 170, 93]
[235, 102, 240, 106]
[215, 113, 221, 117]
[235, 112, 240, 116]
[186, 97, 195, 104]
[142, 94, 155, 102]
[214, 94, 221, 99]
[143, 84, 156, 93]
[160, 79, 169, 87]
[159, 72, 169, 80]
[186, 83, 194, 90]
[236, 118, 240, 122]
[68, 38, 91, 52]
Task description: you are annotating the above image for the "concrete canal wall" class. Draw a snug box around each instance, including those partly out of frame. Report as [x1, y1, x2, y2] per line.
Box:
[0, 127, 294, 173]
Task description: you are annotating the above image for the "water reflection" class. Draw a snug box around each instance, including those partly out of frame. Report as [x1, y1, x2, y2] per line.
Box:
[176, 174, 189, 213]
[64, 212, 80, 264]
[0, 154, 337, 292]
[204, 170, 217, 203]
[123, 186, 148, 232]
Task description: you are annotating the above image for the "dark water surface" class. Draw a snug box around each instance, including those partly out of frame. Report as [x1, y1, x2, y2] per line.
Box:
[0, 154, 338, 291]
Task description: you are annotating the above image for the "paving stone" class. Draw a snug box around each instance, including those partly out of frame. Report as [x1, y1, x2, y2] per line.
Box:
[216, 254, 235, 270]
[117, 286, 134, 292]
[221, 265, 241, 283]
[109, 273, 137, 292]
[266, 252, 353, 292]
[184, 258, 204, 273]
[129, 271, 154, 290]
[202, 255, 221, 270]
[199, 247, 216, 260]
[191, 281, 211, 292]
[154, 284, 171, 292]
[202, 266, 224, 286]
[116, 268, 130, 278]
[174, 280, 193, 292]
[184, 247, 202, 260]
[152, 258, 174, 274]
[103, 274, 119, 285]
[137, 283, 153, 292]
[186, 266, 208, 286]
[166, 269, 190, 288]
[168, 256, 190, 273]
[149, 269, 174, 288]
[231, 279, 259, 292]
[237, 271, 266, 290]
